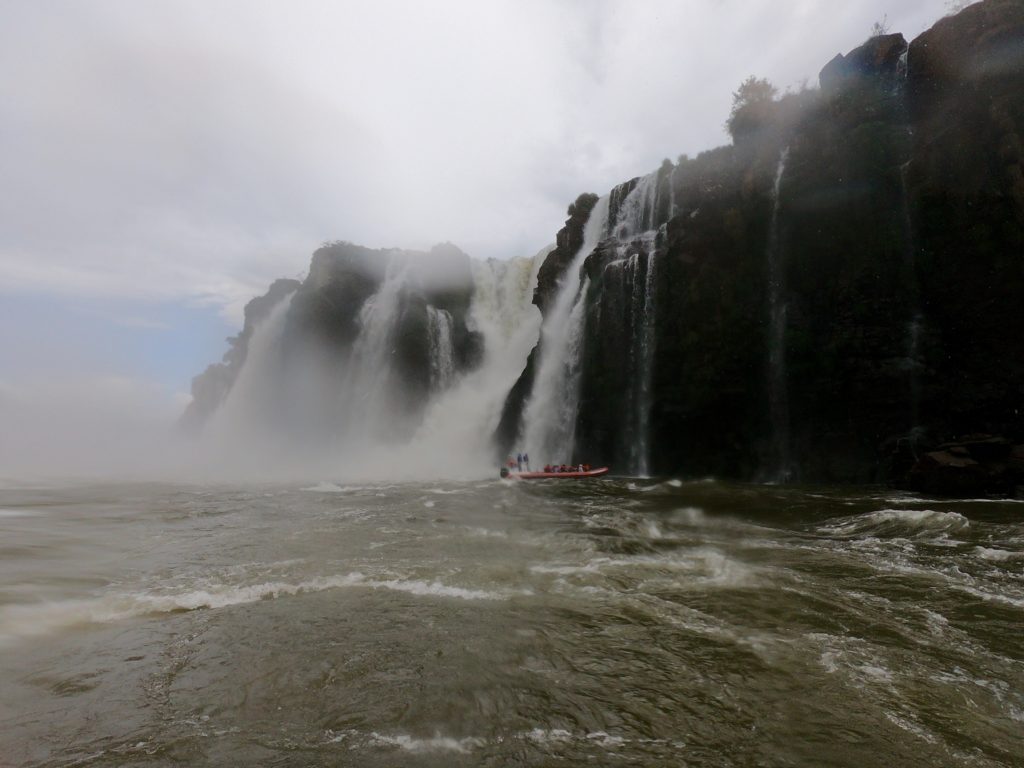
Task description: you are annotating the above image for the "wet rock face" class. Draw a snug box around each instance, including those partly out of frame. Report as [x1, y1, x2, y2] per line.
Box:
[820, 33, 908, 95]
[510, 0, 1024, 491]
[905, 0, 1024, 452]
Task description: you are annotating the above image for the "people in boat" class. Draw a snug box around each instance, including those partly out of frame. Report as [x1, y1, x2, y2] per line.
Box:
[584, 464, 591, 472]
[544, 464, 552, 473]
[560, 464, 568, 473]
[524, 452, 530, 471]
[516, 453, 523, 471]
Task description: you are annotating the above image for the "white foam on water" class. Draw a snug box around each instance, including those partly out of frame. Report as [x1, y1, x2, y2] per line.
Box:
[525, 728, 573, 744]
[884, 713, 940, 744]
[0, 572, 522, 644]
[301, 482, 348, 493]
[952, 584, 1024, 609]
[887, 496, 1024, 505]
[666, 479, 684, 487]
[672, 506, 706, 524]
[369, 732, 485, 753]
[423, 500, 435, 508]
[975, 546, 1022, 561]
[530, 561, 603, 576]
[586, 731, 626, 747]
[819, 509, 969, 538]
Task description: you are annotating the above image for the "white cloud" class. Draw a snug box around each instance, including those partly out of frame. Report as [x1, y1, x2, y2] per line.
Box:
[0, 0, 952, 320]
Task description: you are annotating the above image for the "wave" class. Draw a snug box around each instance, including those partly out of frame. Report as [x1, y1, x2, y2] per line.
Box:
[975, 546, 1023, 561]
[368, 732, 484, 753]
[301, 482, 348, 492]
[0, 572, 523, 645]
[818, 509, 969, 538]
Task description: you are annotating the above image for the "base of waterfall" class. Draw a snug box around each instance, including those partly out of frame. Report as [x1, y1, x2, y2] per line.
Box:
[500, 467, 609, 480]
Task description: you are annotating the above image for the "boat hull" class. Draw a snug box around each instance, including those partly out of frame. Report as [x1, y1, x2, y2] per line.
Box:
[502, 467, 609, 480]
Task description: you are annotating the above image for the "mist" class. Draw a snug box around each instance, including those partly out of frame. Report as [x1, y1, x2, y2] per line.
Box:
[0, 0, 962, 482]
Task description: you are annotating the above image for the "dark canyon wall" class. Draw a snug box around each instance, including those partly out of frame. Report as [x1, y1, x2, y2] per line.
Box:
[500, 0, 1024, 490]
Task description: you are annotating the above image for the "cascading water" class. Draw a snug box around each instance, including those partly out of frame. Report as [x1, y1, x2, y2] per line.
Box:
[614, 172, 660, 240]
[521, 196, 611, 465]
[343, 258, 412, 441]
[203, 288, 297, 454]
[625, 249, 658, 477]
[364, 250, 549, 477]
[426, 306, 455, 391]
[767, 148, 792, 483]
[606, 171, 664, 475]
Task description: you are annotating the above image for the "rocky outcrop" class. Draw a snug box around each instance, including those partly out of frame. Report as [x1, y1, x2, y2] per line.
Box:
[820, 33, 908, 94]
[906, 435, 1024, 496]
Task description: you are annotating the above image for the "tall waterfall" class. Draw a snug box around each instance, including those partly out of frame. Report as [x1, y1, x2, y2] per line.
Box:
[385, 250, 549, 476]
[427, 307, 455, 391]
[611, 171, 663, 475]
[204, 288, 297, 458]
[343, 259, 412, 441]
[624, 249, 658, 477]
[521, 196, 611, 465]
[767, 149, 792, 483]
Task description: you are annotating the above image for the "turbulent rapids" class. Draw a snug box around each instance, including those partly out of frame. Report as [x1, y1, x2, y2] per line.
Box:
[2, 479, 1022, 767]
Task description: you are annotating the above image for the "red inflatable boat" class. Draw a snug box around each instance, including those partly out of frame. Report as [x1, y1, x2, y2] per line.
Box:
[501, 467, 609, 480]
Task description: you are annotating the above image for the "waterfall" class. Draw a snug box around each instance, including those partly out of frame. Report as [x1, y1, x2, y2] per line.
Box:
[372, 249, 549, 477]
[614, 172, 660, 240]
[607, 171, 663, 475]
[426, 307, 455, 391]
[343, 257, 412, 440]
[627, 249, 657, 477]
[521, 196, 611, 465]
[204, 288, 297, 451]
[767, 148, 792, 483]
[897, 48, 909, 81]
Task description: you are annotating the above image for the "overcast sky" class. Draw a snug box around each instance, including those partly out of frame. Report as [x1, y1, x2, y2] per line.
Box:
[0, 0, 956, 407]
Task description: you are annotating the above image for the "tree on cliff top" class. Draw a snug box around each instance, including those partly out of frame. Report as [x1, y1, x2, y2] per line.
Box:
[726, 76, 778, 142]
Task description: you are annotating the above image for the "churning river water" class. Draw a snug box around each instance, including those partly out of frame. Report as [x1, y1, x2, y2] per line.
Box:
[1, 478, 1022, 767]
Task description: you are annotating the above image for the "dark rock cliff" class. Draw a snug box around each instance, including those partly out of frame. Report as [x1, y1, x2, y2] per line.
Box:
[501, 0, 1024, 492]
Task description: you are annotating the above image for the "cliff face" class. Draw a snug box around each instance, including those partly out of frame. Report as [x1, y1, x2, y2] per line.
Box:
[503, 0, 1024, 489]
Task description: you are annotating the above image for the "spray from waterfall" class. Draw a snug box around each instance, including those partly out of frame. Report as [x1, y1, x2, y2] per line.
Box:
[767, 148, 792, 483]
[343, 259, 412, 441]
[203, 287, 297, 460]
[427, 307, 455, 391]
[350, 249, 550, 479]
